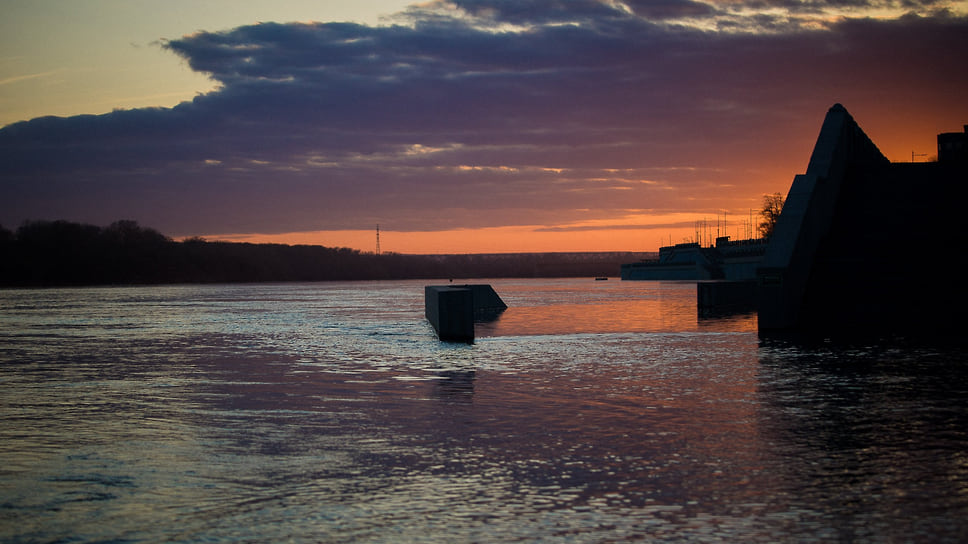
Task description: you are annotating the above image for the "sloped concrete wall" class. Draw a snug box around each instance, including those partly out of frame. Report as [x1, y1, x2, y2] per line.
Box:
[757, 104, 890, 332]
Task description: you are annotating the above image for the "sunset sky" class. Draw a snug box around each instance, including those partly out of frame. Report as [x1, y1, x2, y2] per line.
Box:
[2, 0, 967, 254]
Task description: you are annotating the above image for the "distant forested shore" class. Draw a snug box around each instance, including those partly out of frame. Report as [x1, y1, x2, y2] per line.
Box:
[0, 220, 654, 287]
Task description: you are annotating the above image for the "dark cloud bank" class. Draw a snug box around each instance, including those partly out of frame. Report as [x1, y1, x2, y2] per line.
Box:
[2, 0, 967, 238]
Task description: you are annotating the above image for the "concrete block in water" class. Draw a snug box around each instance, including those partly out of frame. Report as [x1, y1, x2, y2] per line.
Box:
[425, 286, 475, 343]
[425, 284, 506, 343]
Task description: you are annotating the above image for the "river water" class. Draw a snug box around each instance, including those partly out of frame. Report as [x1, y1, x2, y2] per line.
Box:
[1, 279, 966, 542]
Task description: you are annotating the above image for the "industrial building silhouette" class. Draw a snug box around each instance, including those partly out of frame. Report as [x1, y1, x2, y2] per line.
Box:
[624, 104, 967, 339]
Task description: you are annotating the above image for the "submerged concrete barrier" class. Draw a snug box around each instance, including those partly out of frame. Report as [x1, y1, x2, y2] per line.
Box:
[425, 284, 506, 343]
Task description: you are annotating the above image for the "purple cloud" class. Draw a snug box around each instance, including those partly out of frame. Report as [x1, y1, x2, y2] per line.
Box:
[2, 3, 967, 238]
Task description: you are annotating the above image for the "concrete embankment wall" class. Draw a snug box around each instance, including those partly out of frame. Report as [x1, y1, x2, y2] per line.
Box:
[621, 263, 710, 281]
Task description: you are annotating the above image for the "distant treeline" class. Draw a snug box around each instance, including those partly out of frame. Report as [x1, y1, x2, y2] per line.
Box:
[0, 220, 654, 287]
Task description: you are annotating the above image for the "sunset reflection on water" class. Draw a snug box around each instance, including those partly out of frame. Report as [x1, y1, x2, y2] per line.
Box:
[477, 279, 757, 337]
[1, 279, 964, 542]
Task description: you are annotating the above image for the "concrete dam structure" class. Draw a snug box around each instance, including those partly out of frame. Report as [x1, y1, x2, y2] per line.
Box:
[757, 104, 967, 338]
[621, 237, 768, 281]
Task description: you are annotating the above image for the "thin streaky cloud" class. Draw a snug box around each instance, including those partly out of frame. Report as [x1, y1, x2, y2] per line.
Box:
[0, 70, 59, 86]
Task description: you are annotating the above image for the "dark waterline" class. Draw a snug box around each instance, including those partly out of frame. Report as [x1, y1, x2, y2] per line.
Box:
[1, 279, 966, 542]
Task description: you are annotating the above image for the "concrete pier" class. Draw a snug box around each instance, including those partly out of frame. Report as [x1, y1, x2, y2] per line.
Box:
[425, 284, 506, 343]
[697, 280, 757, 313]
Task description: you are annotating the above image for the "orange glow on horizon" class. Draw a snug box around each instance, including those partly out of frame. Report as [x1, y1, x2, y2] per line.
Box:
[194, 211, 767, 254]
[198, 226, 672, 254]
[847, 102, 967, 164]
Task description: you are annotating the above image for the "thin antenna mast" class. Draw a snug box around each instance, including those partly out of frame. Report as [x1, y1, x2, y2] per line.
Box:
[375, 224, 381, 255]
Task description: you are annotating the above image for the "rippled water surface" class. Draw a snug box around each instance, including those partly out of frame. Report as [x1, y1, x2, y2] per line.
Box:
[1, 279, 966, 542]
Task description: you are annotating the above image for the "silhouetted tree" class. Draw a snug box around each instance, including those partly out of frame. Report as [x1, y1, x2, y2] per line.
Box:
[14, 220, 104, 284]
[0, 224, 13, 282]
[101, 220, 172, 283]
[758, 192, 785, 239]
[103, 220, 170, 246]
